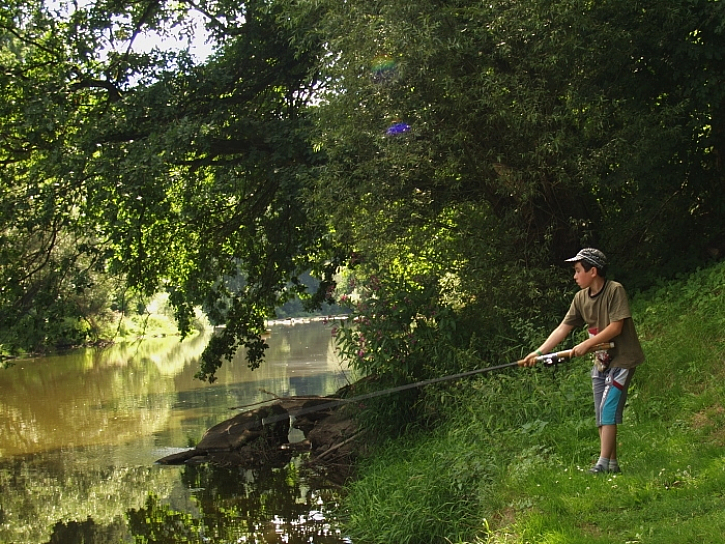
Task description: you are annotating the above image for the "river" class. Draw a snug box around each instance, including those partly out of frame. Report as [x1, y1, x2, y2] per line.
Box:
[0, 320, 353, 544]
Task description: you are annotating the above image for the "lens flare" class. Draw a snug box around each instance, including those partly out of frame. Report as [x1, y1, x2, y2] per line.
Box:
[386, 121, 411, 136]
[371, 55, 397, 83]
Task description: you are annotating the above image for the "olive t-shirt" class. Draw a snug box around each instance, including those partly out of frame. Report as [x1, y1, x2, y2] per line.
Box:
[562, 280, 645, 369]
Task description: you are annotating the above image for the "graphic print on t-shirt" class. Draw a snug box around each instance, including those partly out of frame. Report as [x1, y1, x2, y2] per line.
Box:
[589, 327, 612, 371]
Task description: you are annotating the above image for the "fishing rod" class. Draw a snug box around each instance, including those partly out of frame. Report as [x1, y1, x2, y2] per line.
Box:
[258, 342, 615, 426]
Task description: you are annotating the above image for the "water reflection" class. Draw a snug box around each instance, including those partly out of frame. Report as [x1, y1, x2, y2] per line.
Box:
[0, 333, 212, 457]
[0, 321, 351, 544]
[3, 454, 346, 544]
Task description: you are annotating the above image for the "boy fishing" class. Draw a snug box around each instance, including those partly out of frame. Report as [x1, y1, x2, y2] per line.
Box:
[521, 248, 645, 474]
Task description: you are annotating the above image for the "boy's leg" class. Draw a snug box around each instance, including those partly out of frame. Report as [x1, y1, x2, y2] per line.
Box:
[602, 425, 620, 473]
[600, 424, 617, 460]
[591, 367, 609, 472]
[592, 367, 634, 473]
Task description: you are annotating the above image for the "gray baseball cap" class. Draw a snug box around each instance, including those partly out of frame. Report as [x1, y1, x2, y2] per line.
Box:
[565, 248, 607, 269]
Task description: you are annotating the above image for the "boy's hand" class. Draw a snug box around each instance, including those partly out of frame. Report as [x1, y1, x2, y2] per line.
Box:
[571, 342, 591, 358]
[520, 351, 541, 367]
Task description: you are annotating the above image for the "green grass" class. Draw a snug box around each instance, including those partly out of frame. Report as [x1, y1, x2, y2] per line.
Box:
[341, 261, 725, 544]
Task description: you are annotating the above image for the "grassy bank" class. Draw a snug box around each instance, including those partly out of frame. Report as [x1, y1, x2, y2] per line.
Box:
[341, 261, 725, 544]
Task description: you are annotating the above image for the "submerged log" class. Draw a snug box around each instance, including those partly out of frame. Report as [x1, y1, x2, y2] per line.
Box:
[196, 403, 289, 452]
[156, 403, 290, 465]
[155, 394, 360, 476]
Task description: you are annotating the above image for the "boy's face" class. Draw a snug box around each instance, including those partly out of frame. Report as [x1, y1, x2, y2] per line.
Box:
[573, 261, 597, 289]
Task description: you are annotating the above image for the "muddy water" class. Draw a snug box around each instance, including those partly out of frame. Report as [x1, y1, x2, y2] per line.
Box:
[0, 320, 352, 544]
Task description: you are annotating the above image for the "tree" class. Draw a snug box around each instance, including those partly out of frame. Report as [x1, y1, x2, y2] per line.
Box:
[300, 0, 725, 418]
[309, 0, 725, 273]
[2, 0, 724, 385]
[0, 0, 345, 378]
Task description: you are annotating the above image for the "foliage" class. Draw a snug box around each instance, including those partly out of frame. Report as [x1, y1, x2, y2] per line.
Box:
[308, 0, 725, 285]
[340, 260, 725, 544]
[274, 271, 348, 318]
[330, 203, 574, 433]
[3, 0, 725, 383]
[0, 0, 347, 375]
[336, 270, 463, 383]
[292, 0, 725, 435]
[334, 266, 473, 433]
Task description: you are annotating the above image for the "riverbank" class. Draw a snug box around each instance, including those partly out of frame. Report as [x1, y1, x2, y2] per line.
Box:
[340, 261, 725, 544]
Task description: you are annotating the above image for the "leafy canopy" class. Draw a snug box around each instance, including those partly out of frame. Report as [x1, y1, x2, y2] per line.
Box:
[2, 0, 725, 384]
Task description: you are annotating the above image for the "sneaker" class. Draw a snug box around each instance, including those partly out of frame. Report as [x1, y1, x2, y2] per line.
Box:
[609, 465, 621, 474]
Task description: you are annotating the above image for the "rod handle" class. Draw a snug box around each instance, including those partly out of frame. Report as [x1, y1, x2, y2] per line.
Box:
[542, 341, 614, 362]
[517, 342, 614, 366]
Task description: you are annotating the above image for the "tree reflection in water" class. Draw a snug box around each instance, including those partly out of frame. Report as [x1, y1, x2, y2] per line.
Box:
[42, 460, 347, 544]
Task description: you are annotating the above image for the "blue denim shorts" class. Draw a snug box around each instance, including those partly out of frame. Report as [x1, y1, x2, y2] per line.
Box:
[592, 366, 635, 426]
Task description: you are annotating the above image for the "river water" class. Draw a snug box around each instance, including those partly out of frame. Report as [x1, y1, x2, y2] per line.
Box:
[0, 320, 353, 544]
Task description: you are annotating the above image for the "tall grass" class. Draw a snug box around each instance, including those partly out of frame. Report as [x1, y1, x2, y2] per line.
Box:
[341, 261, 725, 544]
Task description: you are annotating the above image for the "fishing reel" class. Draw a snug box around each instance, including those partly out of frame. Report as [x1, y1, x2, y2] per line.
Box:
[536, 352, 570, 380]
[535, 342, 614, 372]
[539, 353, 564, 367]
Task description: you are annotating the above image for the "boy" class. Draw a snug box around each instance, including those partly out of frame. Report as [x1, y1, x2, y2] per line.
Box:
[522, 248, 645, 474]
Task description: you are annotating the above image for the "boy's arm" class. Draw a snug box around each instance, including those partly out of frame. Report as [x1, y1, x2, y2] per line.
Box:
[521, 322, 574, 367]
[571, 319, 623, 357]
